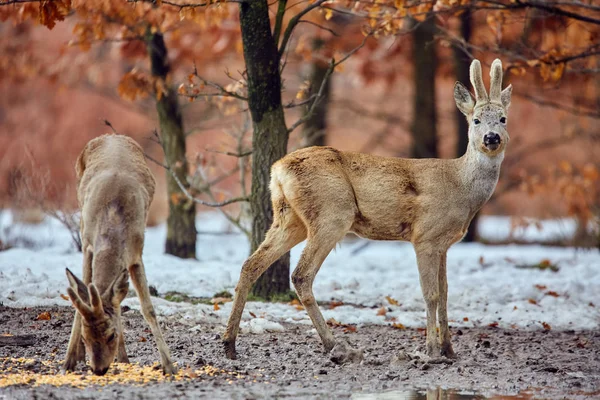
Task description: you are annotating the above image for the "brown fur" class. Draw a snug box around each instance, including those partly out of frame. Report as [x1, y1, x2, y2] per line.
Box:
[224, 59, 513, 362]
[64, 134, 176, 375]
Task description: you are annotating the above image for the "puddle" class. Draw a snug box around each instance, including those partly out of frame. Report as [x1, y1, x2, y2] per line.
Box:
[352, 387, 533, 400]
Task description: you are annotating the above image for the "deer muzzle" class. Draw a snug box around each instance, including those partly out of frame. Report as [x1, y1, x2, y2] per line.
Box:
[483, 132, 501, 151]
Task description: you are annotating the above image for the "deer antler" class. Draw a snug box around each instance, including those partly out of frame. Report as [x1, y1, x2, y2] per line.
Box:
[469, 59, 488, 103]
[88, 284, 105, 317]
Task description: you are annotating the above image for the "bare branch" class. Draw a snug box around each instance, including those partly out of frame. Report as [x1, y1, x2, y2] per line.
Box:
[287, 32, 372, 134]
[273, 0, 287, 45]
[298, 19, 340, 37]
[279, 0, 327, 57]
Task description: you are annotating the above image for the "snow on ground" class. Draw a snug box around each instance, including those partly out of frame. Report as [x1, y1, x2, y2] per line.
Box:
[1, 211, 599, 333]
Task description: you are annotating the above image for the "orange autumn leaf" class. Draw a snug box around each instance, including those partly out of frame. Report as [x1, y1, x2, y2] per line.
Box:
[463, 317, 469, 322]
[329, 300, 344, 309]
[534, 284, 547, 291]
[213, 303, 220, 311]
[376, 307, 387, 316]
[36, 312, 51, 321]
[385, 296, 399, 306]
[60, 294, 70, 301]
[488, 322, 499, 328]
[545, 291, 560, 297]
[541, 322, 552, 330]
[528, 299, 538, 305]
[138, 336, 147, 342]
[392, 322, 405, 329]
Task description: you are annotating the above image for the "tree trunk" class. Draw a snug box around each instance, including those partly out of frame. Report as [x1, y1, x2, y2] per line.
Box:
[239, 0, 290, 299]
[411, 16, 438, 159]
[453, 10, 478, 242]
[147, 31, 197, 259]
[301, 39, 330, 148]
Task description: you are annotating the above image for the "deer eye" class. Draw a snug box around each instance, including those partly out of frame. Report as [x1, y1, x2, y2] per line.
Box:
[500, 117, 506, 124]
[107, 333, 116, 343]
[473, 118, 481, 125]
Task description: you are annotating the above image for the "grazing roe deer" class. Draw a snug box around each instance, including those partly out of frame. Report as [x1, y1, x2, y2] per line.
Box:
[63, 134, 176, 375]
[224, 59, 513, 362]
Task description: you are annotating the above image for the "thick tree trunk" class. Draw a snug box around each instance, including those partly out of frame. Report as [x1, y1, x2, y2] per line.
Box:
[301, 39, 330, 148]
[147, 32, 197, 259]
[453, 10, 478, 242]
[239, 0, 290, 299]
[411, 16, 438, 159]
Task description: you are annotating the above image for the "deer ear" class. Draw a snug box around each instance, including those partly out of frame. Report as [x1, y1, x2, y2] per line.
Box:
[501, 84, 512, 110]
[103, 270, 129, 307]
[66, 268, 89, 304]
[454, 82, 475, 116]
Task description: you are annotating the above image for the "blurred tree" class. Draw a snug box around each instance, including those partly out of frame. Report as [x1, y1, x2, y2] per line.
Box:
[410, 15, 438, 159]
[147, 31, 196, 258]
[301, 38, 330, 148]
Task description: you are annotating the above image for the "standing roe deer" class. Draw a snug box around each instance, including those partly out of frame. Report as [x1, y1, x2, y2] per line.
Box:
[223, 58, 513, 363]
[63, 134, 176, 375]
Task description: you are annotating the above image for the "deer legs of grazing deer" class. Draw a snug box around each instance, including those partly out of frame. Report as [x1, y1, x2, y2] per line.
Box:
[128, 262, 176, 375]
[63, 246, 92, 372]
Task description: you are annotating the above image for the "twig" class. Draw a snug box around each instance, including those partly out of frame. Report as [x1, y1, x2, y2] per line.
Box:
[287, 32, 372, 134]
[279, 0, 327, 57]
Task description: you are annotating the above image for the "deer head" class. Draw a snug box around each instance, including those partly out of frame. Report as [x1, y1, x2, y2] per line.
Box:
[65, 268, 129, 375]
[454, 58, 512, 157]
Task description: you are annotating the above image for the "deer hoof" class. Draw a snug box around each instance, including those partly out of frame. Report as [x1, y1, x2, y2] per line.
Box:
[223, 339, 237, 360]
[163, 363, 178, 376]
[330, 341, 364, 365]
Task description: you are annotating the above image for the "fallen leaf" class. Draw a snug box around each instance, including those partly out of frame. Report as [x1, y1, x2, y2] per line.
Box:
[138, 336, 147, 342]
[377, 307, 387, 316]
[329, 300, 344, 309]
[528, 299, 538, 305]
[343, 325, 357, 333]
[60, 294, 70, 301]
[510, 324, 518, 329]
[36, 312, 51, 321]
[541, 322, 551, 330]
[513, 306, 518, 310]
[249, 312, 257, 318]
[392, 323, 406, 329]
[463, 317, 469, 322]
[534, 284, 547, 290]
[488, 322, 499, 328]
[0, 333, 14, 337]
[589, 302, 595, 307]
[213, 303, 220, 311]
[385, 296, 399, 306]
[545, 291, 559, 297]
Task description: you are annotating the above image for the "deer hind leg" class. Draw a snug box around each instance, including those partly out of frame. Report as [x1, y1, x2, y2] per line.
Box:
[115, 306, 129, 363]
[415, 244, 442, 358]
[223, 210, 307, 359]
[128, 261, 176, 375]
[437, 253, 455, 358]
[292, 221, 362, 364]
[63, 246, 92, 372]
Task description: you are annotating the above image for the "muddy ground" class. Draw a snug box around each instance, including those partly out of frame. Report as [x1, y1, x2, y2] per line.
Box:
[0, 306, 598, 399]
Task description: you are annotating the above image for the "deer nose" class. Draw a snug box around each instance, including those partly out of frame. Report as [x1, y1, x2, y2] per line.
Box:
[483, 132, 501, 150]
[93, 366, 109, 376]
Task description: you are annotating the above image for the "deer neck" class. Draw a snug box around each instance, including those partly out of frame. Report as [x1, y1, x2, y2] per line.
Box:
[457, 144, 504, 209]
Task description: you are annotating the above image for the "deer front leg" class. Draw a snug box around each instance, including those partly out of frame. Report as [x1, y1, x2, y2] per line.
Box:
[63, 246, 92, 372]
[415, 244, 441, 358]
[63, 312, 85, 372]
[114, 307, 129, 363]
[438, 253, 455, 358]
[128, 262, 176, 375]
